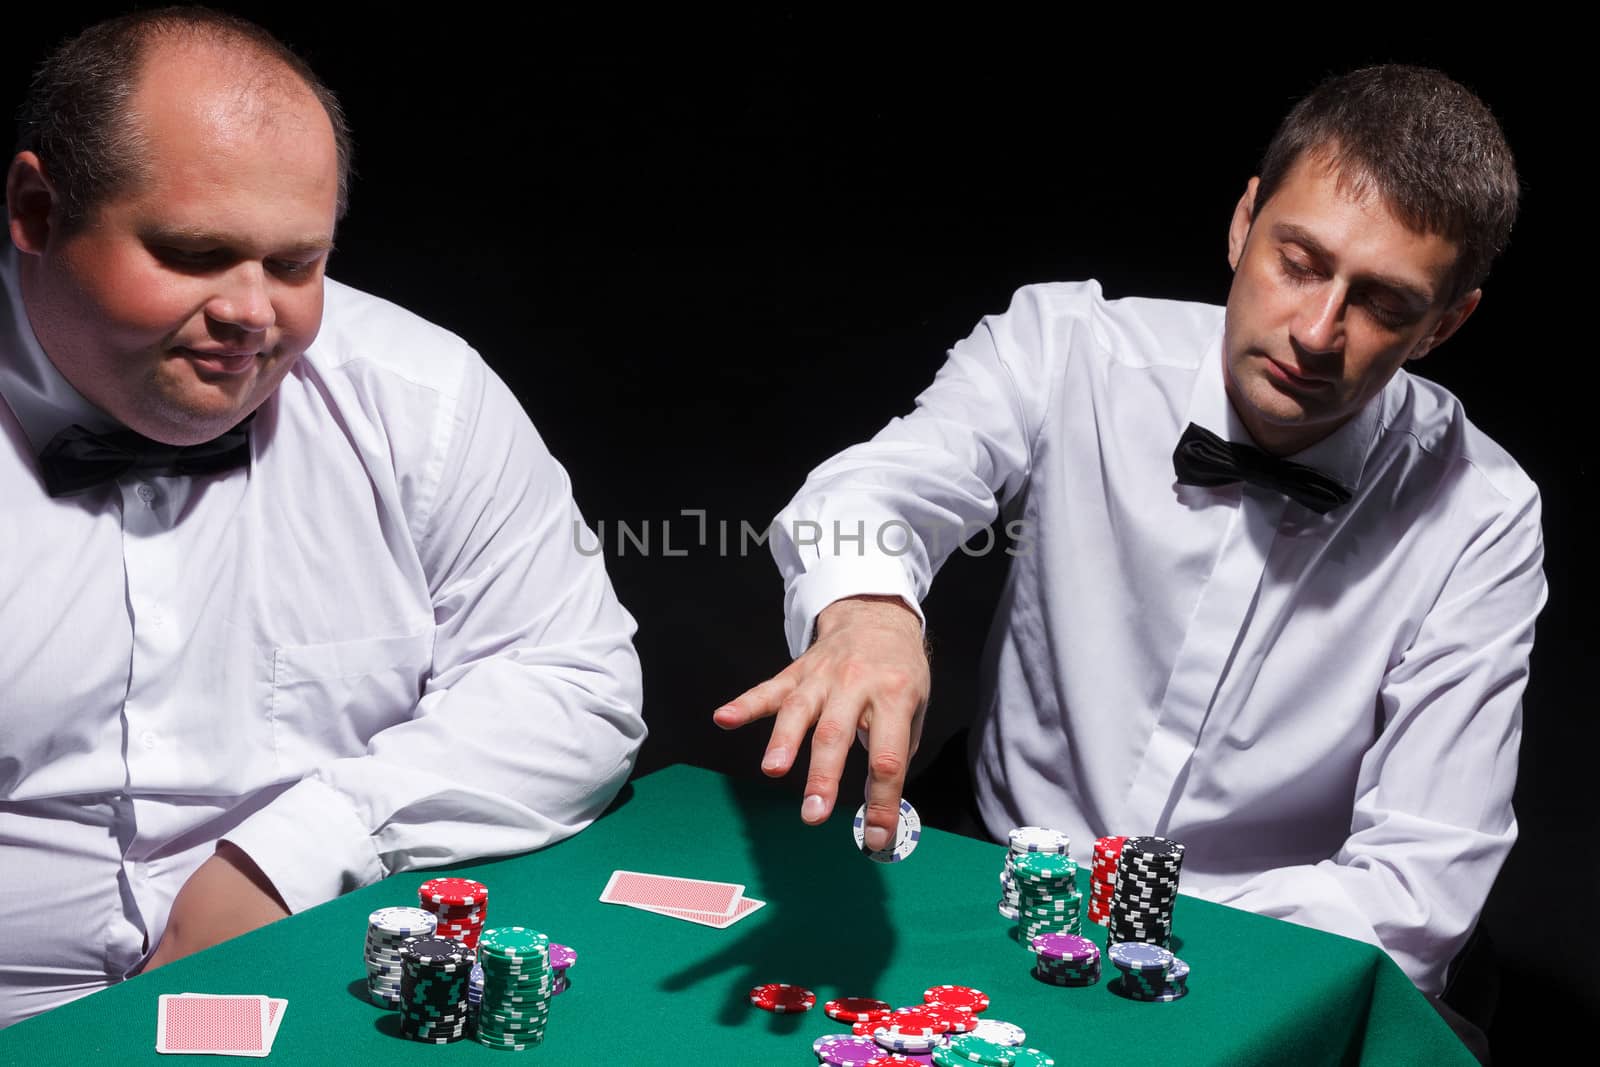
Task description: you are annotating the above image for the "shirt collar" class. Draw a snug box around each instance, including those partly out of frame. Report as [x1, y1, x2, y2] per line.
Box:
[0, 243, 117, 454]
[1184, 325, 1391, 495]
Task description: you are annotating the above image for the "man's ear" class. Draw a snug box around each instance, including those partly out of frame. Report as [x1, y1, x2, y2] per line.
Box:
[1227, 176, 1260, 272]
[1409, 288, 1482, 362]
[7, 152, 59, 256]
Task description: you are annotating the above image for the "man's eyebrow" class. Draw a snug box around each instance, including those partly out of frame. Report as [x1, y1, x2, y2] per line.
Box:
[143, 226, 337, 256]
[1272, 222, 1433, 308]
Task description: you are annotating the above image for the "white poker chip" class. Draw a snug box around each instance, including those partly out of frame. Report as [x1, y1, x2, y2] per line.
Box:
[852, 798, 922, 863]
[969, 1018, 1027, 1046]
[1007, 826, 1071, 855]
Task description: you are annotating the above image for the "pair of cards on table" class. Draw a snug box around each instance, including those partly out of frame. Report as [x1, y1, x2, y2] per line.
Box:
[600, 869, 764, 928]
[155, 993, 285, 1057]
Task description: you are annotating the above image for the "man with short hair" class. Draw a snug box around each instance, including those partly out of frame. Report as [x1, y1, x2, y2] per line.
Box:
[717, 65, 1544, 1031]
[1, 8, 644, 1027]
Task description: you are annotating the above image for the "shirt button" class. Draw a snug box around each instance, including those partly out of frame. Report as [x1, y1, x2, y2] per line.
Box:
[140, 730, 159, 749]
[136, 483, 157, 504]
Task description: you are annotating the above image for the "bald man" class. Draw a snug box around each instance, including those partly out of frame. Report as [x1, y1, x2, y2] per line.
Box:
[0, 8, 644, 1026]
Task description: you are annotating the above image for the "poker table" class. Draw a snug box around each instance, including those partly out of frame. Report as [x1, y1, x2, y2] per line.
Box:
[0, 764, 1472, 1065]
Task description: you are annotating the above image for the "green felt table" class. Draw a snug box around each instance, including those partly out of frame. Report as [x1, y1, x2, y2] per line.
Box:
[0, 764, 1472, 1065]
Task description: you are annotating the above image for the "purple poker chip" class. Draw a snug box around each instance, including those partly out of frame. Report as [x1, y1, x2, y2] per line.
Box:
[813, 1034, 885, 1066]
[1030, 933, 1099, 963]
[549, 943, 577, 970]
[1108, 941, 1174, 974]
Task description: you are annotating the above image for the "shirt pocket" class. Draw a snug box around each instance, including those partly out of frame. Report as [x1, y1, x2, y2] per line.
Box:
[269, 629, 434, 772]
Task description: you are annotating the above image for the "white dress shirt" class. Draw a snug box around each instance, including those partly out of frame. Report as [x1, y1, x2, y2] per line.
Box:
[771, 282, 1545, 995]
[0, 247, 646, 1027]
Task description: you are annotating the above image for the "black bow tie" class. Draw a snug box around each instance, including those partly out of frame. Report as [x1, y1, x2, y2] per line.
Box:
[1171, 422, 1351, 514]
[38, 419, 252, 498]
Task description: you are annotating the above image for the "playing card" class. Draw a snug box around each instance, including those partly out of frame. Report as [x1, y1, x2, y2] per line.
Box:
[631, 895, 766, 928]
[156, 994, 269, 1056]
[599, 870, 743, 915]
[177, 995, 285, 1049]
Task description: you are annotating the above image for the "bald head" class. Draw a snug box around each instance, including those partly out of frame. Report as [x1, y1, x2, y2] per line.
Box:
[14, 6, 352, 233]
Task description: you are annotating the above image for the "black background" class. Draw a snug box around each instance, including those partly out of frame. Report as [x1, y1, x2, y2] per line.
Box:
[7, 7, 1587, 1053]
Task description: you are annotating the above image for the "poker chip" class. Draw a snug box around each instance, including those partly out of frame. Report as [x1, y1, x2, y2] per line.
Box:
[923, 984, 989, 1014]
[967, 1019, 1025, 1047]
[1007, 827, 1071, 854]
[363, 906, 438, 1007]
[474, 926, 552, 1050]
[749, 982, 815, 1013]
[872, 1022, 939, 1055]
[854, 798, 923, 863]
[548, 942, 577, 970]
[826, 996, 894, 1022]
[866, 1056, 924, 1067]
[816, 1034, 891, 1066]
[417, 876, 489, 950]
[921, 1003, 978, 1033]
[943, 1034, 1021, 1064]
[1106, 836, 1183, 949]
[397, 935, 474, 1044]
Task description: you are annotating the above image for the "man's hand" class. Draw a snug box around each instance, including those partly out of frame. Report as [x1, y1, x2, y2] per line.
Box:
[143, 841, 290, 971]
[713, 594, 929, 853]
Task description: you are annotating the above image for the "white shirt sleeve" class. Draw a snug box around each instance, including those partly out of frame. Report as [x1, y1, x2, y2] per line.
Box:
[1199, 478, 1545, 993]
[771, 285, 1077, 655]
[226, 355, 646, 912]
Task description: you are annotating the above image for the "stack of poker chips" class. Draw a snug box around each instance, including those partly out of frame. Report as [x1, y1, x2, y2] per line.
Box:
[397, 935, 474, 1043]
[475, 926, 553, 1051]
[1107, 835, 1184, 949]
[1108, 941, 1190, 1001]
[998, 826, 1071, 921]
[1012, 852, 1082, 947]
[363, 906, 437, 1007]
[1029, 932, 1101, 986]
[1089, 834, 1127, 925]
[417, 876, 488, 949]
[549, 942, 576, 995]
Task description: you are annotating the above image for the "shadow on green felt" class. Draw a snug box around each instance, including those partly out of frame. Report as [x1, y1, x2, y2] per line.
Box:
[659, 774, 894, 1027]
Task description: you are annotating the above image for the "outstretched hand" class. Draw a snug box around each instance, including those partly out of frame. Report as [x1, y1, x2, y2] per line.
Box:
[713, 594, 929, 852]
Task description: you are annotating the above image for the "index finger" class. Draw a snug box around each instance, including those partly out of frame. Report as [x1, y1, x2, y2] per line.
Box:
[712, 671, 800, 729]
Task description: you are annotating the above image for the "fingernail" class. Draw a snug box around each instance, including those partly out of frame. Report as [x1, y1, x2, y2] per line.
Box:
[802, 794, 826, 822]
[865, 825, 890, 851]
[762, 747, 789, 772]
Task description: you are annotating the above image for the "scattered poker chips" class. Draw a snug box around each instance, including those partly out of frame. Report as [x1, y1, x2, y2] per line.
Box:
[397, 935, 474, 1044]
[1030, 932, 1101, 987]
[924, 984, 990, 1014]
[1106, 836, 1184, 950]
[854, 798, 923, 863]
[826, 996, 893, 1023]
[1090, 835, 1127, 926]
[418, 877, 489, 950]
[815, 1034, 891, 1065]
[749, 982, 815, 1013]
[363, 906, 437, 1008]
[998, 827, 1070, 921]
[968, 1018, 1026, 1046]
[475, 926, 552, 1050]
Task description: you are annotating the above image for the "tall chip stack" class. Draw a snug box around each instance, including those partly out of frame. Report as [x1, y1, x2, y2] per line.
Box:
[363, 906, 437, 1008]
[397, 935, 474, 1044]
[1106, 835, 1184, 949]
[1010, 852, 1082, 949]
[999, 827, 1071, 922]
[418, 877, 488, 950]
[1089, 835, 1127, 926]
[474, 926, 553, 1051]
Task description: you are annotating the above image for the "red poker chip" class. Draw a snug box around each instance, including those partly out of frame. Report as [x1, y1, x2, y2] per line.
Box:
[749, 983, 815, 1013]
[921, 1003, 977, 1033]
[882, 1009, 943, 1036]
[923, 984, 990, 1014]
[865, 1057, 920, 1066]
[852, 1020, 879, 1036]
[825, 996, 893, 1023]
[418, 877, 487, 906]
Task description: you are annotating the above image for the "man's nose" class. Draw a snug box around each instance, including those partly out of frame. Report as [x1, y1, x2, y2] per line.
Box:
[205, 262, 275, 335]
